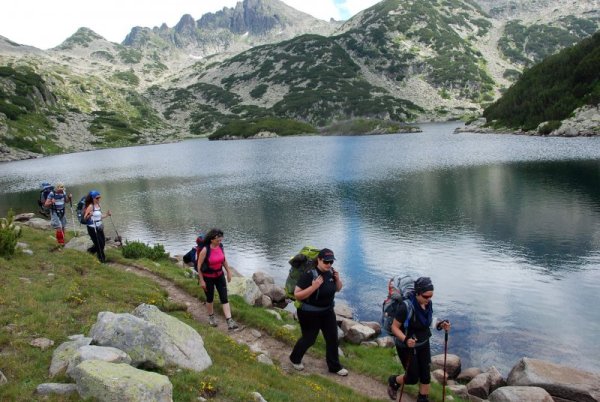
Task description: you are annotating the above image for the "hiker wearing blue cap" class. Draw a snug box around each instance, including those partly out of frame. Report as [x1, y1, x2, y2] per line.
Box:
[289, 248, 348, 376]
[82, 190, 111, 263]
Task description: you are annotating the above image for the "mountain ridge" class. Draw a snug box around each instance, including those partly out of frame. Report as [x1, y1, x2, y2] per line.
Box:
[1, 0, 599, 161]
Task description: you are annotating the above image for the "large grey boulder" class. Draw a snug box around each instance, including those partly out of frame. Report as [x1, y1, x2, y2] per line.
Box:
[431, 353, 461, 379]
[65, 235, 93, 252]
[467, 372, 491, 399]
[66, 345, 132, 376]
[228, 277, 262, 305]
[71, 360, 172, 402]
[489, 386, 553, 402]
[507, 357, 600, 402]
[49, 336, 93, 377]
[23, 217, 51, 230]
[90, 305, 212, 372]
[345, 323, 376, 344]
[457, 367, 482, 383]
[252, 271, 274, 286]
[258, 283, 287, 302]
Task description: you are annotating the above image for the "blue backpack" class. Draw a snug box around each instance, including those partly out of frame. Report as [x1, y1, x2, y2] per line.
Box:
[381, 275, 415, 335]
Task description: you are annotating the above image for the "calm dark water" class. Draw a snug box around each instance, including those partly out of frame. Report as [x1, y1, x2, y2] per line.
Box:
[2, 122, 600, 375]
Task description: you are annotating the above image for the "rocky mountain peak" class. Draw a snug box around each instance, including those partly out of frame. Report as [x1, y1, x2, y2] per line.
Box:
[55, 27, 107, 50]
[175, 14, 197, 34]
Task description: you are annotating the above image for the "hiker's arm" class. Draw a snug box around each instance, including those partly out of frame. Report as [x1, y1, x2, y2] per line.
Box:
[44, 196, 53, 208]
[294, 275, 324, 300]
[392, 318, 416, 347]
[223, 258, 232, 282]
[83, 205, 92, 220]
[102, 210, 111, 218]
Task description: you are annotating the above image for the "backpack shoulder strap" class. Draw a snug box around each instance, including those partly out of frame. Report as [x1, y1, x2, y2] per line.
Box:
[403, 299, 414, 330]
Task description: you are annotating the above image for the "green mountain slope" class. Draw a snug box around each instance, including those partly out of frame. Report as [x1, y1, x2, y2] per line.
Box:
[483, 32, 600, 131]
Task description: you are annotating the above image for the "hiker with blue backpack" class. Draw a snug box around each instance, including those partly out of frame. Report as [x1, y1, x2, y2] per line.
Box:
[386, 277, 451, 402]
[43, 183, 72, 247]
[196, 228, 239, 330]
[289, 248, 348, 377]
[82, 190, 111, 263]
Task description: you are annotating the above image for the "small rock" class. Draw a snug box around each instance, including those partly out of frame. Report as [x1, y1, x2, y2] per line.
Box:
[432, 369, 448, 383]
[250, 329, 262, 338]
[19, 277, 32, 283]
[16, 242, 29, 248]
[0, 370, 7, 385]
[282, 324, 296, 332]
[251, 391, 268, 402]
[35, 383, 78, 395]
[264, 309, 282, 321]
[338, 347, 345, 358]
[257, 354, 273, 365]
[30, 337, 54, 350]
[22, 249, 34, 255]
[376, 336, 395, 348]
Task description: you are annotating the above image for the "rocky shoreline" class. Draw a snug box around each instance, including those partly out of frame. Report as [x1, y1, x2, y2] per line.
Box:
[456, 105, 600, 137]
[10, 213, 600, 401]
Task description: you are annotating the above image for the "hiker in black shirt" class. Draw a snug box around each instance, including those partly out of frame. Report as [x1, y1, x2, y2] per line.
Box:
[289, 248, 348, 376]
[387, 277, 451, 402]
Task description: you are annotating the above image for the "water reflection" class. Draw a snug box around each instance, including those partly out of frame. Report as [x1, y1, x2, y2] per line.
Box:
[1, 128, 600, 374]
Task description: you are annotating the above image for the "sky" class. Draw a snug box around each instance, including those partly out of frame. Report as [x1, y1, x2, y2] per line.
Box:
[1, 0, 380, 50]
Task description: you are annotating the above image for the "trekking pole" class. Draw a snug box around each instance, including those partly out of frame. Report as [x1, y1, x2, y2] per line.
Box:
[442, 330, 449, 402]
[108, 214, 122, 245]
[68, 199, 77, 236]
[398, 347, 415, 402]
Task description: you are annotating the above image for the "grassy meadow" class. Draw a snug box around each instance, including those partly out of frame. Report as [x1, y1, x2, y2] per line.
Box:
[0, 225, 459, 401]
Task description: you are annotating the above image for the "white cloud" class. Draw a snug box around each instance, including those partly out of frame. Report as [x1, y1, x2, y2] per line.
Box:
[0, 0, 379, 50]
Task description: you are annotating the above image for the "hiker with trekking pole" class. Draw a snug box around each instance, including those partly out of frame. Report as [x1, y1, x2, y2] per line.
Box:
[82, 190, 110, 263]
[44, 183, 72, 247]
[386, 277, 451, 402]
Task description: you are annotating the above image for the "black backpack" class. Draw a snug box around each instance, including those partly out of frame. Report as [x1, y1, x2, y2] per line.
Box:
[76, 196, 87, 224]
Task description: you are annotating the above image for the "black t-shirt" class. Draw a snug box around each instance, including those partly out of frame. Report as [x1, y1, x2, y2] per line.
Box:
[296, 268, 337, 308]
[394, 299, 432, 344]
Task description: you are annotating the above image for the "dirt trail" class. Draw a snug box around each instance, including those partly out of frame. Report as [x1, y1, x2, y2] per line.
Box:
[109, 262, 415, 402]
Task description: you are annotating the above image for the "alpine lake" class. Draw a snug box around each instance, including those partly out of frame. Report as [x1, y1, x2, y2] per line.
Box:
[2, 122, 600, 375]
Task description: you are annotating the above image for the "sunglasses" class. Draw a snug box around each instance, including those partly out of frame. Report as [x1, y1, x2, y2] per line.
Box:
[420, 293, 433, 299]
[322, 260, 334, 265]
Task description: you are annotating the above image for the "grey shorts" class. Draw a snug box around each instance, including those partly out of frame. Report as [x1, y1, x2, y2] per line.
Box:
[50, 211, 67, 229]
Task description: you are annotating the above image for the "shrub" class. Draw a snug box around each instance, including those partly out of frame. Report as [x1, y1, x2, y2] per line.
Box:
[0, 210, 22, 259]
[121, 240, 169, 261]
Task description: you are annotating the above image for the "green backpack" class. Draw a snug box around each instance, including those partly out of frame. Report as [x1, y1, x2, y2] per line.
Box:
[284, 246, 321, 299]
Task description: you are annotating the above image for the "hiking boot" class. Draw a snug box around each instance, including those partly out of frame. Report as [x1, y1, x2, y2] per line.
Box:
[387, 375, 399, 400]
[208, 314, 218, 327]
[291, 362, 304, 371]
[335, 368, 348, 376]
[226, 318, 238, 330]
[417, 394, 430, 402]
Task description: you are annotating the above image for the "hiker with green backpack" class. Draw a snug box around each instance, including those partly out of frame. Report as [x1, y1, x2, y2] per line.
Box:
[289, 248, 348, 377]
[386, 277, 451, 402]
